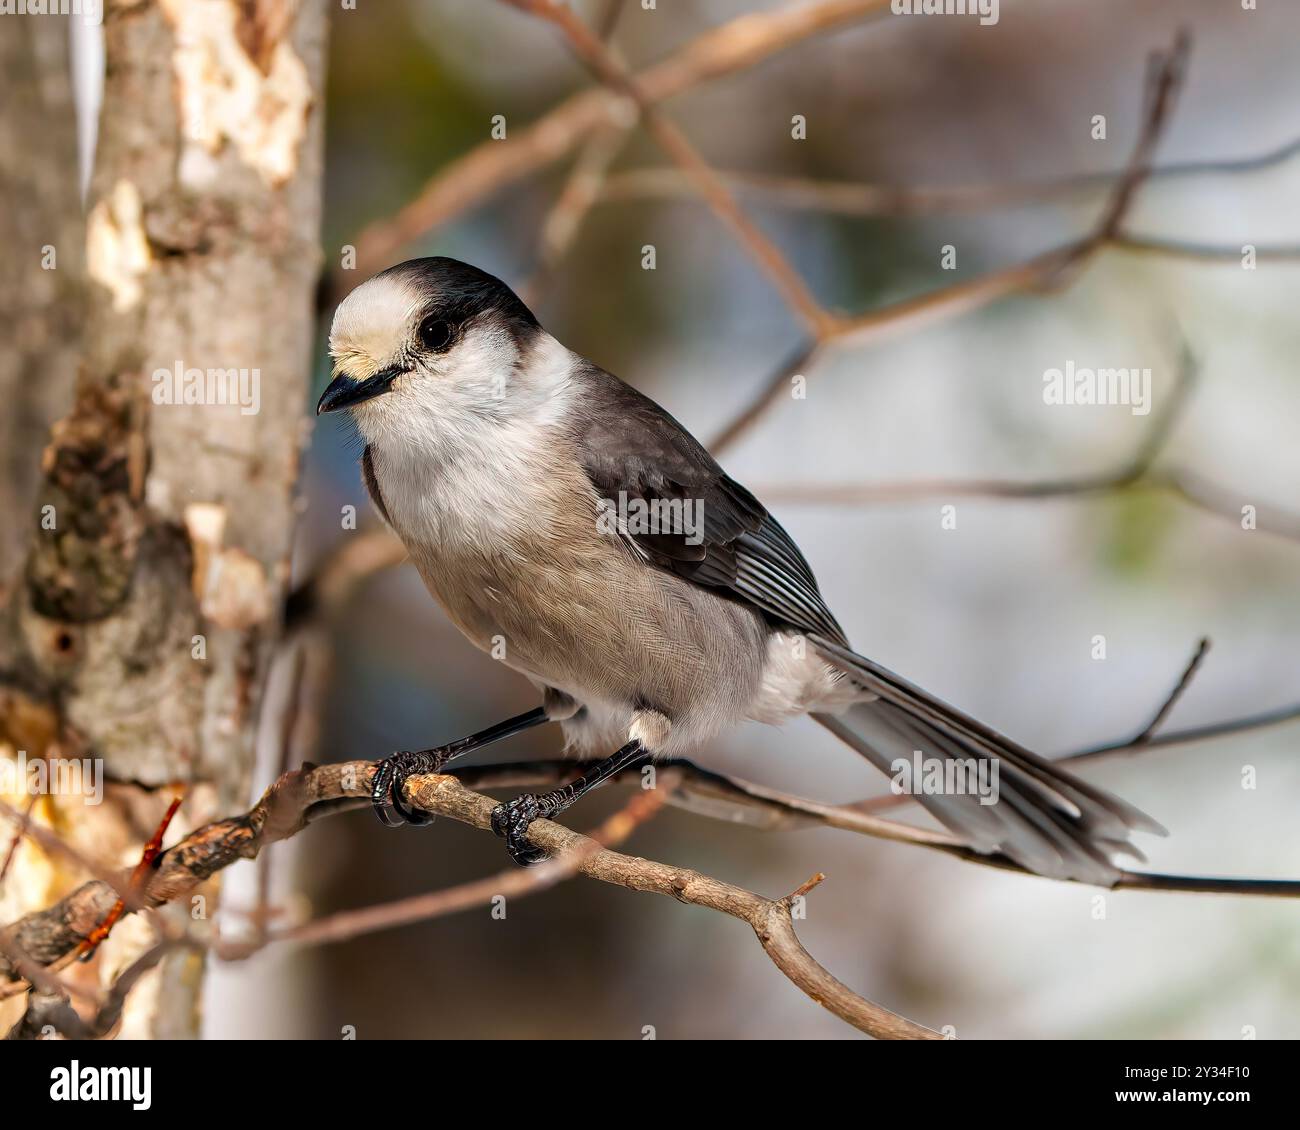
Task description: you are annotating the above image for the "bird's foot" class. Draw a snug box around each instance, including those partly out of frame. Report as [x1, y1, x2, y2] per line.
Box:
[490, 793, 552, 866]
[371, 749, 449, 827]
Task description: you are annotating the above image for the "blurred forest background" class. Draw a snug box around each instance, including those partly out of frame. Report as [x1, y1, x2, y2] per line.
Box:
[4, 0, 1298, 1040]
[253, 0, 1300, 1039]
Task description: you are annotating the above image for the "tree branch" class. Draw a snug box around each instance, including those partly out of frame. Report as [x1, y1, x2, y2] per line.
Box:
[708, 30, 1190, 454]
[6, 644, 1297, 1037]
[499, 0, 839, 336]
[597, 131, 1300, 220]
[0, 764, 938, 1040]
[757, 333, 1199, 502]
[7, 663, 1300, 1030]
[336, 0, 894, 302]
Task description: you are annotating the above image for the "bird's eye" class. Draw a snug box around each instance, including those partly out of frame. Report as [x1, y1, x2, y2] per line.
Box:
[418, 316, 453, 352]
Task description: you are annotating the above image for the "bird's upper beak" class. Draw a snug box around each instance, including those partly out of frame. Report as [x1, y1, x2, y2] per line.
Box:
[316, 366, 404, 415]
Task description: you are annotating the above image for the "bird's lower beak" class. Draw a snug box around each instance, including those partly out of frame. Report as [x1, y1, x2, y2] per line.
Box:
[316, 366, 404, 415]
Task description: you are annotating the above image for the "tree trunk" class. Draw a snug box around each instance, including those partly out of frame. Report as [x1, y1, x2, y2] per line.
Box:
[0, 16, 83, 585]
[0, 0, 326, 1039]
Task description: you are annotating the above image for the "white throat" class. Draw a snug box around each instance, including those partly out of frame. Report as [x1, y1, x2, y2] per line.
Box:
[356, 331, 580, 551]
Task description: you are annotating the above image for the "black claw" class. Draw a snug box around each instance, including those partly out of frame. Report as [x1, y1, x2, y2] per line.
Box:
[490, 793, 550, 866]
[371, 749, 446, 827]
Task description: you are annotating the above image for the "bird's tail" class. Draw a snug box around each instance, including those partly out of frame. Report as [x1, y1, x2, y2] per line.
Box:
[809, 635, 1165, 886]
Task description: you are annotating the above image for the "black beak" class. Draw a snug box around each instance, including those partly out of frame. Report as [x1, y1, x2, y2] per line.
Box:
[316, 367, 404, 415]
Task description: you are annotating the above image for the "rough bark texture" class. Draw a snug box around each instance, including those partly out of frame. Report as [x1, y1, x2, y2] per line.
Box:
[0, 18, 84, 587]
[0, 0, 326, 1039]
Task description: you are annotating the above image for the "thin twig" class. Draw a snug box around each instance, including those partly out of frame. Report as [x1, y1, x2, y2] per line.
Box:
[0, 764, 934, 1038]
[397, 771, 937, 1038]
[6, 940, 183, 1041]
[336, 0, 894, 301]
[0, 792, 37, 892]
[734, 312, 1194, 493]
[284, 527, 407, 631]
[757, 473, 1300, 545]
[1066, 699, 1300, 763]
[709, 338, 824, 453]
[1091, 31, 1190, 247]
[598, 131, 1300, 218]
[0, 799, 175, 927]
[1111, 233, 1300, 261]
[500, 0, 838, 336]
[850, 635, 1217, 816]
[74, 792, 183, 962]
[594, 0, 626, 41]
[752, 339, 1195, 504]
[519, 0, 631, 307]
[747, 335, 1300, 548]
[257, 768, 679, 952]
[707, 31, 1190, 454]
[522, 123, 631, 308]
[0, 935, 97, 1007]
[1131, 638, 1211, 744]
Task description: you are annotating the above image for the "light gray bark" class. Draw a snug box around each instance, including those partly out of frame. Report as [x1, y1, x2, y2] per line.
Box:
[0, 0, 327, 1038]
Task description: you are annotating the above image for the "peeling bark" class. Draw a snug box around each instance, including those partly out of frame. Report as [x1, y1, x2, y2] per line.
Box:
[0, 0, 327, 1039]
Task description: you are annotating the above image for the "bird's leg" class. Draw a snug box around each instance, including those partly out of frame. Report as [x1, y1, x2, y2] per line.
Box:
[372, 706, 550, 828]
[490, 738, 650, 865]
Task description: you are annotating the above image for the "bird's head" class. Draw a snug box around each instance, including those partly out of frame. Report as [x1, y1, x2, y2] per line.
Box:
[320, 257, 557, 445]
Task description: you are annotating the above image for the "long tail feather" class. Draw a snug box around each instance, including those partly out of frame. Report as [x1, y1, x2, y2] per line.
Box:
[809, 635, 1164, 885]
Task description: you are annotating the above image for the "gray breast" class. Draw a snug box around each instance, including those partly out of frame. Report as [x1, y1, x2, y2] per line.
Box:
[365, 436, 771, 746]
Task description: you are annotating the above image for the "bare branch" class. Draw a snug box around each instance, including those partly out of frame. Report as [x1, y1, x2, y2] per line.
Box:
[0, 935, 95, 1008]
[517, 0, 631, 308]
[398, 772, 937, 1039]
[1111, 234, 1300, 261]
[0, 763, 937, 1039]
[1089, 30, 1191, 247]
[7, 691, 1300, 1020]
[1066, 699, 1300, 764]
[1131, 638, 1212, 745]
[598, 132, 1300, 219]
[522, 124, 631, 308]
[708, 30, 1190, 454]
[284, 527, 408, 631]
[749, 339, 1300, 548]
[500, 0, 838, 335]
[242, 770, 679, 952]
[0, 792, 36, 892]
[709, 339, 825, 453]
[337, 0, 894, 299]
[755, 336, 1197, 501]
[563, 761, 1300, 900]
[5, 940, 180, 1041]
[7, 658, 1299, 1033]
[739, 325, 1195, 513]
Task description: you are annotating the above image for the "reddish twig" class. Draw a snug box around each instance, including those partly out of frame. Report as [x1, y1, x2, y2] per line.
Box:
[75, 793, 183, 962]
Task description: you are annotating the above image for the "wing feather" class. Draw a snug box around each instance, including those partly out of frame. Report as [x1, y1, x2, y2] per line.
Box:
[572, 364, 846, 644]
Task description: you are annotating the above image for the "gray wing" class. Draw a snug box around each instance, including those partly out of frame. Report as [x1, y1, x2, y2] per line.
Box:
[572, 364, 847, 645]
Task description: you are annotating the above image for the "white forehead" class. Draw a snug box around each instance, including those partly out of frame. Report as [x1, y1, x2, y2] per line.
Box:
[329, 273, 426, 365]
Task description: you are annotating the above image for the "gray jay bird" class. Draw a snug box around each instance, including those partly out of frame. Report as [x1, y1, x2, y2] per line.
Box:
[319, 257, 1163, 881]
